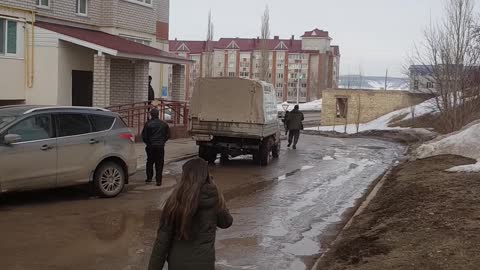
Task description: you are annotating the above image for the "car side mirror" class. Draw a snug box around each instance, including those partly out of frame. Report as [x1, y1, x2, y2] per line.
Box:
[4, 134, 22, 145]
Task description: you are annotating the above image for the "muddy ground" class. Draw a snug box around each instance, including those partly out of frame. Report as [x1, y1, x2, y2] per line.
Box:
[317, 155, 480, 270]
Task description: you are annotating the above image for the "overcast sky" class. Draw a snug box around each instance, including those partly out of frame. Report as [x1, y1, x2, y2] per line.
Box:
[170, 0, 470, 77]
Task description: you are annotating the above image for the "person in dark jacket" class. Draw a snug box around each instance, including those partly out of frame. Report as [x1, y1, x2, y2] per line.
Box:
[148, 76, 155, 103]
[286, 105, 304, 149]
[142, 108, 170, 186]
[148, 158, 233, 270]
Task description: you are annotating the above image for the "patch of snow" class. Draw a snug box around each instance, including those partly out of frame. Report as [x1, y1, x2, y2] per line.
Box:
[307, 98, 438, 134]
[277, 99, 322, 112]
[416, 120, 480, 172]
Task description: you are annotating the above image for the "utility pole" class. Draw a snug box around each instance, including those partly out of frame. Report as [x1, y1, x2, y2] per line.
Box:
[296, 74, 303, 105]
[384, 69, 388, 90]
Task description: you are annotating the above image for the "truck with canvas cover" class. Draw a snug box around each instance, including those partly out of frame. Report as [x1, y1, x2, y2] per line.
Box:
[189, 78, 281, 166]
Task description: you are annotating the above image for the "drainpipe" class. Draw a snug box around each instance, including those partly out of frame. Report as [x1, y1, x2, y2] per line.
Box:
[28, 9, 35, 88]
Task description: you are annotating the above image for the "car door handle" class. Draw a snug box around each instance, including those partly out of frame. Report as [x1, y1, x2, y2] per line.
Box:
[89, 139, 100, 144]
[40, 144, 54, 151]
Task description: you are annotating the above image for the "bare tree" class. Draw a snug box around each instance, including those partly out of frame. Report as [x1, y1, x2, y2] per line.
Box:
[355, 94, 362, 133]
[204, 10, 214, 78]
[410, 0, 480, 132]
[259, 5, 271, 82]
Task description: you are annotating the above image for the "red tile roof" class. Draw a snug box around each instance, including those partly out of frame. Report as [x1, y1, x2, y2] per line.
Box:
[36, 22, 189, 63]
[170, 38, 305, 53]
[301, 28, 330, 38]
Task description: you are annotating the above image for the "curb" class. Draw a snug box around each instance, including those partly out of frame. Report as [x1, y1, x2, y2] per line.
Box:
[310, 162, 399, 270]
[136, 153, 197, 170]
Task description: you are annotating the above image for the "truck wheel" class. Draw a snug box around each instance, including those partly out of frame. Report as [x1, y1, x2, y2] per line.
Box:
[199, 145, 217, 164]
[259, 140, 272, 166]
[272, 141, 281, 159]
[220, 153, 229, 164]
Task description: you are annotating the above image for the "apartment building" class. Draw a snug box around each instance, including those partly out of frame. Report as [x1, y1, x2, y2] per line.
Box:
[169, 29, 341, 102]
[0, 0, 189, 106]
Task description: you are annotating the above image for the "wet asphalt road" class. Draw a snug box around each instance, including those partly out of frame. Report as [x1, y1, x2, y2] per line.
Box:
[0, 135, 404, 270]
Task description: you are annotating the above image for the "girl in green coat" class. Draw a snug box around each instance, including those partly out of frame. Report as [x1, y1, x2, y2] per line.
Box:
[148, 158, 233, 270]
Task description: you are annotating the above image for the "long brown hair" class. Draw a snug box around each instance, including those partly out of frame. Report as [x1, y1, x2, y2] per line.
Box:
[161, 158, 209, 240]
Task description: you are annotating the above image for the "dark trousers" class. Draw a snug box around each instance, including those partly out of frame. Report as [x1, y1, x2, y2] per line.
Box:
[288, 129, 300, 146]
[146, 146, 165, 183]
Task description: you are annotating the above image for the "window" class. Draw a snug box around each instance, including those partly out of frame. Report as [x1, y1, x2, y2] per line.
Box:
[426, 82, 434, 89]
[413, 80, 419, 90]
[302, 83, 307, 88]
[276, 82, 283, 88]
[228, 72, 236, 77]
[277, 73, 284, 79]
[90, 115, 115, 132]
[57, 114, 92, 137]
[76, 0, 87, 15]
[8, 115, 53, 142]
[36, 0, 49, 8]
[336, 97, 348, 118]
[0, 19, 17, 55]
[127, 0, 152, 5]
[240, 72, 249, 77]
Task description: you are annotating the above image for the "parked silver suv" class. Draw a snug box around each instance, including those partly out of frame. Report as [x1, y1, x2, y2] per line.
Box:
[0, 106, 137, 198]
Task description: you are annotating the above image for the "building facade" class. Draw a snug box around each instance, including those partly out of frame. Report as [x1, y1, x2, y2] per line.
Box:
[409, 65, 436, 94]
[321, 89, 431, 126]
[169, 29, 341, 102]
[0, 0, 189, 106]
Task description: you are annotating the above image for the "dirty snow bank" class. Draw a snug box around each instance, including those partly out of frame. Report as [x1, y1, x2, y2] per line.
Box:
[416, 120, 480, 172]
[307, 98, 438, 134]
[277, 99, 322, 112]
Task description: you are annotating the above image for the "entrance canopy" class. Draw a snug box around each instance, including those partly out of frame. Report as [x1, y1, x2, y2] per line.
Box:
[36, 22, 191, 65]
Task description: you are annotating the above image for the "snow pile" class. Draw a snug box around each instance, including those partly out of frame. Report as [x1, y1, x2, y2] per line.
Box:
[308, 98, 438, 134]
[416, 120, 480, 172]
[277, 99, 322, 112]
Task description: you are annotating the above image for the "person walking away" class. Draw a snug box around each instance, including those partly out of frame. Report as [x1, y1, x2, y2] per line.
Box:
[148, 158, 233, 270]
[286, 105, 304, 149]
[142, 108, 170, 186]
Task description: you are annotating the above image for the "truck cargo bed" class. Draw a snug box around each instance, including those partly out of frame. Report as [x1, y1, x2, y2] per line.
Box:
[190, 118, 278, 139]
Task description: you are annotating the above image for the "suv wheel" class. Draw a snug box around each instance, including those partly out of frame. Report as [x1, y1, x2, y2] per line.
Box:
[94, 162, 126, 198]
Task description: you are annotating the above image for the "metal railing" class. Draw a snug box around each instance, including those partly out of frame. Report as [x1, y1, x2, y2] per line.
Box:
[107, 99, 189, 137]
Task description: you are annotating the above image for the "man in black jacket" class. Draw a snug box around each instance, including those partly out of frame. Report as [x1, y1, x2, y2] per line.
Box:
[286, 105, 304, 150]
[142, 109, 170, 186]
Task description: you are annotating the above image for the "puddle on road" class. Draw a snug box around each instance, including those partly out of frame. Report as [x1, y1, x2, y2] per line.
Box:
[224, 166, 316, 201]
[216, 260, 258, 269]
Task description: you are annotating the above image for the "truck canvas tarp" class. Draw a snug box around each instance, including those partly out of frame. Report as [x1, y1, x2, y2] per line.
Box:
[190, 78, 278, 138]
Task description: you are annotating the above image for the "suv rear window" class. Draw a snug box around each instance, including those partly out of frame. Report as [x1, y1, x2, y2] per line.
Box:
[56, 114, 92, 137]
[90, 115, 115, 132]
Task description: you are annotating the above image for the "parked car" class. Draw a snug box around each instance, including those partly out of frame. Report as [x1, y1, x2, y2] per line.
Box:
[0, 106, 137, 198]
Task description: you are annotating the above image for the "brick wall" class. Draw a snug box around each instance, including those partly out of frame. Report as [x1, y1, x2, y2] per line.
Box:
[93, 55, 111, 107]
[110, 59, 134, 106]
[171, 64, 185, 101]
[321, 89, 432, 126]
[133, 60, 149, 102]
[2, 0, 103, 26]
[1, 0, 168, 35]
